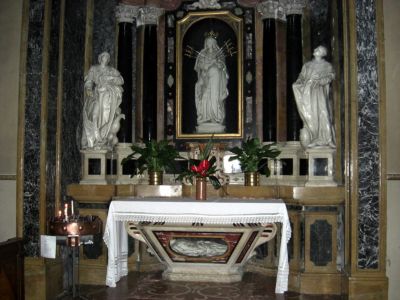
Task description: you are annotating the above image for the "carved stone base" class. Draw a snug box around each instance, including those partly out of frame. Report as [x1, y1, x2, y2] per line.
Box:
[345, 275, 388, 300]
[305, 147, 337, 187]
[267, 142, 307, 186]
[114, 143, 134, 184]
[126, 223, 277, 284]
[196, 122, 225, 133]
[80, 150, 109, 185]
[163, 265, 243, 283]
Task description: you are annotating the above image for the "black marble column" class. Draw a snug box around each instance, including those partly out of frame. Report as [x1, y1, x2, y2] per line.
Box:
[117, 22, 133, 143]
[141, 24, 158, 141]
[262, 18, 277, 142]
[286, 14, 303, 141]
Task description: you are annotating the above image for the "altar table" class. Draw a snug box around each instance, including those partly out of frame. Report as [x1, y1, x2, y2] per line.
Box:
[103, 197, 291, 294]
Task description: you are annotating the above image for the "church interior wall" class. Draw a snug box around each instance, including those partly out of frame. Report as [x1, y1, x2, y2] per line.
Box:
[383, 0, 400, 299]
[0, 0, 23, 242]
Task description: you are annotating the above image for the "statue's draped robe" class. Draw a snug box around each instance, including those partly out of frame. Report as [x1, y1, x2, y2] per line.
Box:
[194, 45, 229, 126]
[82, 65, 123, 149]
[292, 59, 335, 147]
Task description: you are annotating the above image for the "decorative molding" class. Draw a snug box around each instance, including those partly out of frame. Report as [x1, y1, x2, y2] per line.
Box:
[0, 175, 17, 181]
[137, 6, 164, 26]
[386, 173, 400, 180]
[286, 0, 308, 15]
[257, 1, 286, 21]
[116, 4, 139, 23]
[257, 0, 308, 20]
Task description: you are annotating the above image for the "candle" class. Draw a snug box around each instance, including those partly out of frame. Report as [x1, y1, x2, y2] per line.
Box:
[64, 203, 68, 222]
[71, 200, 74, 216]
[58, 210, 62, 218]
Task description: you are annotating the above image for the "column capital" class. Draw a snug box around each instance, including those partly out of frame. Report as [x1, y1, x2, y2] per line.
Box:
[137, 6, 164, 27]
[286, 0, 308, 15]
[257, 1, 286, 21]
[116, 4, 139, 23]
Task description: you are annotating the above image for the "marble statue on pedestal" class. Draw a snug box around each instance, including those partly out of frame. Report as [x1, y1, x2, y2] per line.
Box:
[292, 46, 335, 148]
[194, 33, 229, 133]
[81, 52, 125, 150]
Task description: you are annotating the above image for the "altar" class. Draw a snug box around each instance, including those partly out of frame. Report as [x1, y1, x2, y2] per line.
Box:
[103, 197, 291, 294]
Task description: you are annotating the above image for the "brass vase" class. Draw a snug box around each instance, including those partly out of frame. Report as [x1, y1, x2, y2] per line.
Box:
[148, 171, 163, 185]
[244, 172, 260, 186]
[196, 177, 207, 200]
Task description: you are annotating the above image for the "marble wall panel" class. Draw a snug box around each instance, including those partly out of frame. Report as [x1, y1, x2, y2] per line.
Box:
[46, 0, 61, 216]
[61, 0, 86, 196]
[308, 0, 332, 60]
[93, 0, 118, 66]
[24, 0, 45, 257]
[355, 0, 380, 269]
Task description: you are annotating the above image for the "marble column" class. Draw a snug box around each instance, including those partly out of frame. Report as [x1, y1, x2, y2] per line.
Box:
[116, 4, 138, 144]
[286, 0, 307, 141]
[257, 1, 286, 142]
[137, 6, 163, 141]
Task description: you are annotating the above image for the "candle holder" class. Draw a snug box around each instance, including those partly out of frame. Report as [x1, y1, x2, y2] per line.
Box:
[47, 215, 102, 298]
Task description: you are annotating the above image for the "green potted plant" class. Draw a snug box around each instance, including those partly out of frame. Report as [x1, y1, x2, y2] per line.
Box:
[228, 137, 281, 186]
[121, 139, 180, 185]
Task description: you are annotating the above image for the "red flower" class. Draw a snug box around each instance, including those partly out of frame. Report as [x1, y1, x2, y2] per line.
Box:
[190, 159, 210, 177]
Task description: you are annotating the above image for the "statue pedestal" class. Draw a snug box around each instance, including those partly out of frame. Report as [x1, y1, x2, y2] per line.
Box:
[196, 123, 225, 133]
[114, 143, 134, 184]
[80, 150, 109, 185]
[305, 147, 337, 187]
[267, 142, 307, 186]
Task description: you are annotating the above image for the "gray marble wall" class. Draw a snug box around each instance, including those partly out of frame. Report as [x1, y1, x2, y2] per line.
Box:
[355, 0, 380, 269]
[24, 0, 45, 257]
[93, 0, 118, 66]
[61, 0, 86, 197]
[309, 0, 332, 58]
[46, 0, 61, 220]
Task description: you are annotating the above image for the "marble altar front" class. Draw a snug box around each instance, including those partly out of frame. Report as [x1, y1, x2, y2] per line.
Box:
[103, 197, 291, 294]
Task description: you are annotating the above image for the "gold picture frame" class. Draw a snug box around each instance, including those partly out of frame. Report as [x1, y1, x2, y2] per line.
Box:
[176, 11, 243, 139]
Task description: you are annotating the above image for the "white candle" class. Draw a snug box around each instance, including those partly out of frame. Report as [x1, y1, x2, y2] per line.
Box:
[64, 203, 68, 222]
[71, 200, 74, 216]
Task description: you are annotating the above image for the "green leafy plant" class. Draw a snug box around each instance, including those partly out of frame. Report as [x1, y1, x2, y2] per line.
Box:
[121, 139, 180, 175]
[228, 137, 281, 177]
[176, 138, 221, 189]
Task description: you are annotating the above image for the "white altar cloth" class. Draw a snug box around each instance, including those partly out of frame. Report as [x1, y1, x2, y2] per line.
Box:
[103, 197, 291, 293]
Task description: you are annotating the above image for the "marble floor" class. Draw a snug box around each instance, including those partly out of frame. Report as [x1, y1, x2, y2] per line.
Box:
[60, 271, 344, 300]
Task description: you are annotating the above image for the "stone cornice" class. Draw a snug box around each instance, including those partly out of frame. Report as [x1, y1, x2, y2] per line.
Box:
[257, 1, 287, 21]
[257, 0, 308, 20]
[286, 0, 307, 15]
[116, 4, 140, 23]
[137, 6, 164, 26]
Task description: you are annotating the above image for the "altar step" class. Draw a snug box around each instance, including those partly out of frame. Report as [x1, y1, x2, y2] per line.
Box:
[58, 271, 343, 300]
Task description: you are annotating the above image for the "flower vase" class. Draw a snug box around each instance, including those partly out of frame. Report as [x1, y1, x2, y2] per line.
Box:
[196, 177, 207, 200]
[149, 171, 163, 185]
[244, 172, 260, 186]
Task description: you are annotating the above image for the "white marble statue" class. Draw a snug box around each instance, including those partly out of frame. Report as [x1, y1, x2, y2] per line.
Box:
[81, 52, 125, 150]
[194, 34, 229, 133]
[292, 45, 335, 148]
